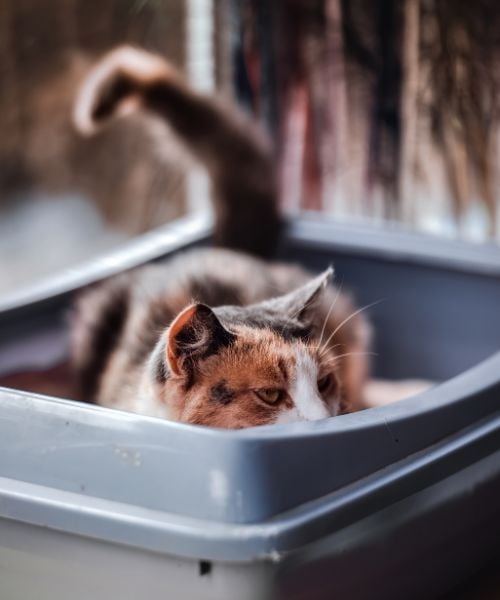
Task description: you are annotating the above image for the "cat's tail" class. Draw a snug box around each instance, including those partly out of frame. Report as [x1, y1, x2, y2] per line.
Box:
[73, 46, 281, 257]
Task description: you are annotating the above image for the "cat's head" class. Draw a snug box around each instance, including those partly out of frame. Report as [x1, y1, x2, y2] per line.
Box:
[148, 269, 345, 428]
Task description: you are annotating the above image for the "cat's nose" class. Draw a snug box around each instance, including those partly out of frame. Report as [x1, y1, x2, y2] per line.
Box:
[274, 398, 330, 424]
[286, 388, 331, 422]
[298, 394, 331, 420]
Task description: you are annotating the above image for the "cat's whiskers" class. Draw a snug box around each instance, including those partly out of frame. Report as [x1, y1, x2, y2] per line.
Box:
[319, 299, 383, 357]
[309, 342, 343, 356]
[330, 351, 378, 362]
[317, 280, 344, 349]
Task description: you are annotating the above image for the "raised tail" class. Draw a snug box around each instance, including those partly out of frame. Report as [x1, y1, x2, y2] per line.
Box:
[73, 46, 281, 257]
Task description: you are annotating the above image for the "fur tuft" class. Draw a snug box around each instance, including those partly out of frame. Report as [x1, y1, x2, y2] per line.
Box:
[73, 46, 172, 135]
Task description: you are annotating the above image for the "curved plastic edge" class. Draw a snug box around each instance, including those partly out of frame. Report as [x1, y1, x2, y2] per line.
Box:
[0, 412, 498, 562]
[3, 212, 500, 314]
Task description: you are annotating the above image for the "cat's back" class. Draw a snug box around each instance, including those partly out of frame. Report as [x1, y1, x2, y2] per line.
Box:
[71, 247, 288, 403]
[126, 247, 284, 308]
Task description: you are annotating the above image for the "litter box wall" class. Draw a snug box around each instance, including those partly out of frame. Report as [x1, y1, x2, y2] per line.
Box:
[0, 215, 499, 600]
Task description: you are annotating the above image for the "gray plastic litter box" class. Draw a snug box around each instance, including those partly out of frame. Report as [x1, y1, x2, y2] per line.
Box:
[0, 214, 499, 600]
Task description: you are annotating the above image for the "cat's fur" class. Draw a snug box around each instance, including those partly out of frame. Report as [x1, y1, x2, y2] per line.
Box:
[71, 46, 370, 428]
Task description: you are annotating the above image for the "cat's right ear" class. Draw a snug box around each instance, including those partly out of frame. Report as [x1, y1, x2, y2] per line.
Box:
[166, 304, 235, 376]
[266, 267, 334, 324]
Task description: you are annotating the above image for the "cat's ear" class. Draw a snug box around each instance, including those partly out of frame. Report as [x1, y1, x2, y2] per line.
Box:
[269, 267, 333, 323]
[166, 303, 235, 376]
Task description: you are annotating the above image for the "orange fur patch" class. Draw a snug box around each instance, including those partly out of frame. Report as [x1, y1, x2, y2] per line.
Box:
[161, 325, 341, 428]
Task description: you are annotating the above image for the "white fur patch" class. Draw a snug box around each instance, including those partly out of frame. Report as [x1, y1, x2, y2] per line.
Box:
[274, 407, 302, 424]
[276, 349, 330, 424]
[127, 368, 173, 420]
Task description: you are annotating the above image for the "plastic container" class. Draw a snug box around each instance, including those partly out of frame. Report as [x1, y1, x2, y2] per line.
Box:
[0, 214, 499, 600]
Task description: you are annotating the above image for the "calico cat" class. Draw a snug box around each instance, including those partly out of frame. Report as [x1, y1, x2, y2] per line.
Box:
[71, 47, 370, 428]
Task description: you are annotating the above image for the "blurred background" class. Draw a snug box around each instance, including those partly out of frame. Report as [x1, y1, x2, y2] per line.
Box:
[1, 0, 500, 292]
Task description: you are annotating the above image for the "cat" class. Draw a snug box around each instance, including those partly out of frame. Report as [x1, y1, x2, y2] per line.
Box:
[70, 46, 371, 428]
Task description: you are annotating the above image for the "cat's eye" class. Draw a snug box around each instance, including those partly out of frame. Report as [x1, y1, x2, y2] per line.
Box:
[317, 374, 334, 394]
[254, 389, 284, 405]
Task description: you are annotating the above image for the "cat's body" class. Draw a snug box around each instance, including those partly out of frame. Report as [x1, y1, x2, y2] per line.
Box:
[71, 47, 370, 428]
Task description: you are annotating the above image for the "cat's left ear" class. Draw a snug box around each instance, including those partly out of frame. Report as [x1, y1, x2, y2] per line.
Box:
[166, 303, 235, 376]
[270, 267, 333, 323]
